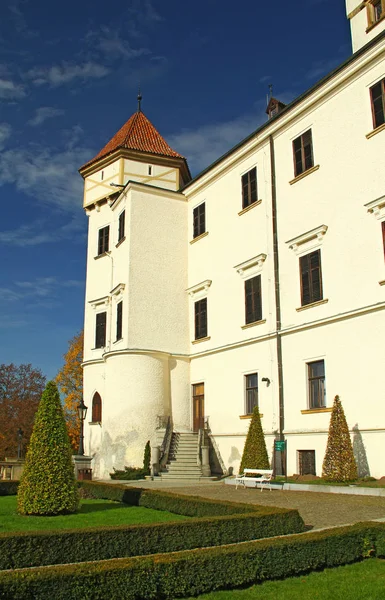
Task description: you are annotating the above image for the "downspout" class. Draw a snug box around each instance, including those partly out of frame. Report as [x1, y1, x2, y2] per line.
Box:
[269, 134, 286, 476]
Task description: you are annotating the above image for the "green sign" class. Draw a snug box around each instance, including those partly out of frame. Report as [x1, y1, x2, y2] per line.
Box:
[274, 440, 286, 452]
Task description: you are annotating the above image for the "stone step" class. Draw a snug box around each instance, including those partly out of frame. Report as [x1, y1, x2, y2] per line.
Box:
[167, 466, 202, 473]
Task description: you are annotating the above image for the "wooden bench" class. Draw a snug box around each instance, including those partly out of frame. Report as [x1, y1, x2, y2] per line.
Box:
[235, 468, 273, 491]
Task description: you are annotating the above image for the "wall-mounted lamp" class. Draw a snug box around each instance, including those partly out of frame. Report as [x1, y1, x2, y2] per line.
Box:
[261, 377, 271, 387]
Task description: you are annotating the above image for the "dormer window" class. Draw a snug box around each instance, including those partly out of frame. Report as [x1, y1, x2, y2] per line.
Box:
[266, 97, 286, 120]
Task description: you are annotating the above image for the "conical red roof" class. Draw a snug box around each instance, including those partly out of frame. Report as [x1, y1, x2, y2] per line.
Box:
[81, 110, 184, 170]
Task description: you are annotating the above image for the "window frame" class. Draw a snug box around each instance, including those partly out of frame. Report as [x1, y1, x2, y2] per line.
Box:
[382, 221, 385, 261]
[116, 300, 123, 341]
[241, 167, 258, 209]
[91, 392, 102, 423]
[370, 78, 385, 130]
[95, 311, 107, 349]
[292, 129, 314, 177]
[245, 275, 262, 325]
[193, 202, 206, 239]
[299, 249, 323, 307]
[367, 0, 385, 28]
[194, 297, 208, 340]
[98, 225, 110, 256]
[244, 372, 258, 415]
[118, 210, 125, 244]
[307, 360, 326, 410]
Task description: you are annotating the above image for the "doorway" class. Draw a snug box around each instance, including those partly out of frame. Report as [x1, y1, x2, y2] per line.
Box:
[192, 383, 204, 432]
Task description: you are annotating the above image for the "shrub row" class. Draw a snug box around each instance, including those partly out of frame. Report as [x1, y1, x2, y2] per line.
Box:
[0, 481, 19, 496]
[79, 481, 256, 516]
[0, 522, 384, 599]
[0, 503, 303, 570]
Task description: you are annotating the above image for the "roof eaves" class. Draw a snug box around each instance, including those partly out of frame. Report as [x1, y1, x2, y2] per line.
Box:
[181, 28, 385, 192]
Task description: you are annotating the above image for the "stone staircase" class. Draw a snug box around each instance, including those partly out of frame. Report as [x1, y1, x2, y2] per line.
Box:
[161, 432, 203, 480]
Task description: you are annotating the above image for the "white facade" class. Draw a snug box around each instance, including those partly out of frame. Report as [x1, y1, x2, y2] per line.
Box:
[81, 6, 385, 479]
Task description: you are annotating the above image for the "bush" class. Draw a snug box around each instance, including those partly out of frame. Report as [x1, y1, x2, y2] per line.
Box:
[17, 381, 79, 516]
[0, 522, 384, 599]
[239, 405, 269, 474]
[0, 483, 304, 570]
[110, 441, 151, 480]
[323, 395, 358, 482]
[0, 481, 19, 496]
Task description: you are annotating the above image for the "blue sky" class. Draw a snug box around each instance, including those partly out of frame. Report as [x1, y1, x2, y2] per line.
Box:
[0, 0, 351, 380]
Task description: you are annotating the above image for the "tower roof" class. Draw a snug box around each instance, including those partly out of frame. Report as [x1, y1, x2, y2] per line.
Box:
[80, 110, 184, 171]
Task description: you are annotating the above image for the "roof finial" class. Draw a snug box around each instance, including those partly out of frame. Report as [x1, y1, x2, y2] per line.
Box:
[268, 84, 273, 99]
[137, 85, 142, 112]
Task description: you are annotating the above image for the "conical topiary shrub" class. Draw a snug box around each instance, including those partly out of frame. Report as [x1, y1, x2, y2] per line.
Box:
[322, 395, 357, 482]
[239, 405, 270, 473]
[17, 381, 79, 515]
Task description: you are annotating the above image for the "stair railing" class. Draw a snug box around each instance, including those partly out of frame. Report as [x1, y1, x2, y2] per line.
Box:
[158, 416, 173, 469]
[197, 427, 203, 467]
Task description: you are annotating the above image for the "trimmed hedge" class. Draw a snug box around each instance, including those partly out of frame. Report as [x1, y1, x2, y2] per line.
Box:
[0, 522, 384, 599]
[0, 481, 19, 496]
[0, 501, 304, 570]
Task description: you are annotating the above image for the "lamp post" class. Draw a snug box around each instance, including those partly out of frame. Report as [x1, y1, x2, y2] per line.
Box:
[77, 400, 88, 456]
[17, 428, 23, 460]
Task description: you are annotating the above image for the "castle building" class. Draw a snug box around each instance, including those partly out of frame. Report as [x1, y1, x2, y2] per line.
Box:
[80, 1, 385, 480]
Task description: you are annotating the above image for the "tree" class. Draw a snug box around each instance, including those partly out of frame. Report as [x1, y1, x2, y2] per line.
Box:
[239, 405, 270, 473]
[322, 395, 358, 482]
[56, 331, 83, 452]
[0, 363, 46, 460]
[17, 381, 79, 515]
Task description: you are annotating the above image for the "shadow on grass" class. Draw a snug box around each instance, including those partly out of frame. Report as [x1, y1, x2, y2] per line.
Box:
[79, 501, 127, 514]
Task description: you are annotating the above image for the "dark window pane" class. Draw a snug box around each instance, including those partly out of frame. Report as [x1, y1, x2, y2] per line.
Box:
[118, 211, 125, 242]
[245, 373, 258, 414]
[92, 392, 102, 422]
[98, 226, 109, 255]
[370, 80, 385, 128]
[245, 276, 262, 324]
[293, 130, 313, 177]
[242, 167, 257, 208]
[195, 298, 207, 339]
[116, 301, 123, 341]
[308, 360, 326, 409]
[193, 203, 206, 238]
[95, 312, 107, 348]
[300, 250, 323, 306]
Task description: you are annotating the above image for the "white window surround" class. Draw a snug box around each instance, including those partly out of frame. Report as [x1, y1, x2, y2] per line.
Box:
[186, 279, 212, 300]
[286, 225, 328, 254]
[89, 295, 110, 310]
[365, 195, 385, 220]
[110, 283, 125, 300]
[234, 254, 267, 279]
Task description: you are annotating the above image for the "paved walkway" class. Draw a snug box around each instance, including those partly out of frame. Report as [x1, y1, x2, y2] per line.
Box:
[114, 479, 385, 530]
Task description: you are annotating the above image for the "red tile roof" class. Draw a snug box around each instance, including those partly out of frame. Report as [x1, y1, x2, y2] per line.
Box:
[81, 110, 184, 170]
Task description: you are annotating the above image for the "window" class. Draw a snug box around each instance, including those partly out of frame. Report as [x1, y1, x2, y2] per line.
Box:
[242, 167, 257, 209]
[148, 165, 152, 175]
[98, 225, 109, 256]
[307, 360, 326, 409]
[245, 275, 262, 324]
[370, 78, 385, 129]
[193, 203, 206, 239]
[293, 130, 314, 177]
[91, 392, 102, 423]
[194, 298, 207, 340]
[118, 211, 125, 243]
[368, 0, 384, 26]
[245, 373, 258, 415]
[95, 312, 106, 348]
[116, 301, 123, 341]
[299, 250, 323, 306]
[298, 450, 316, 475]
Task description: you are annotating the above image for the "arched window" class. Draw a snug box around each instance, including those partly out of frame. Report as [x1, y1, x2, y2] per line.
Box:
[92, 392, 102, 423]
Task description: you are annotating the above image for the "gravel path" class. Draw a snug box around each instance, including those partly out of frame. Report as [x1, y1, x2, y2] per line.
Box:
[122, 480, 385, 530]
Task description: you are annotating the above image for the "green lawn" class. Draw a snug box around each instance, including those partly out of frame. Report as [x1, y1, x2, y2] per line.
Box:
[187, 559, 385, 600]
[0, 496, 188, 532]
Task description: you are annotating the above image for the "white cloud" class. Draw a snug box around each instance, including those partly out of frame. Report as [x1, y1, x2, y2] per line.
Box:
[168, 112, 267, 173]
[92, 27, 150, 60]
[0, 277, 84, 312]
[0, 78, 26, 99]
[28, 106, 65, 126]
[0, 123, 11, 149]
[27, 62, 109, 87]
[0, 216, 86, 247]
[0, 145, 93, 212]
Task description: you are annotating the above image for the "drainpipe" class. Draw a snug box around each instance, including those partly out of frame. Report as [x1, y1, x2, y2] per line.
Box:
[269, 134, 286, 476]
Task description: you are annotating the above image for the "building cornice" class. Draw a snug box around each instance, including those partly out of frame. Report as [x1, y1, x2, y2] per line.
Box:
[182, 29, 385, 199]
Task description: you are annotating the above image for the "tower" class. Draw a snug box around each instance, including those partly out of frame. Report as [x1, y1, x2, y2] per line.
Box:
[346, 0, 385, 52]
[79, 103, 191, 478]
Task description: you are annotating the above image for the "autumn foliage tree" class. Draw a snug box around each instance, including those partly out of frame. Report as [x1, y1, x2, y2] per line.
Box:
[239, 405, 270, 473]
[322, 395, 358, 482]
[56, 331, 83, 452]
[0, 363, 46, 460]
